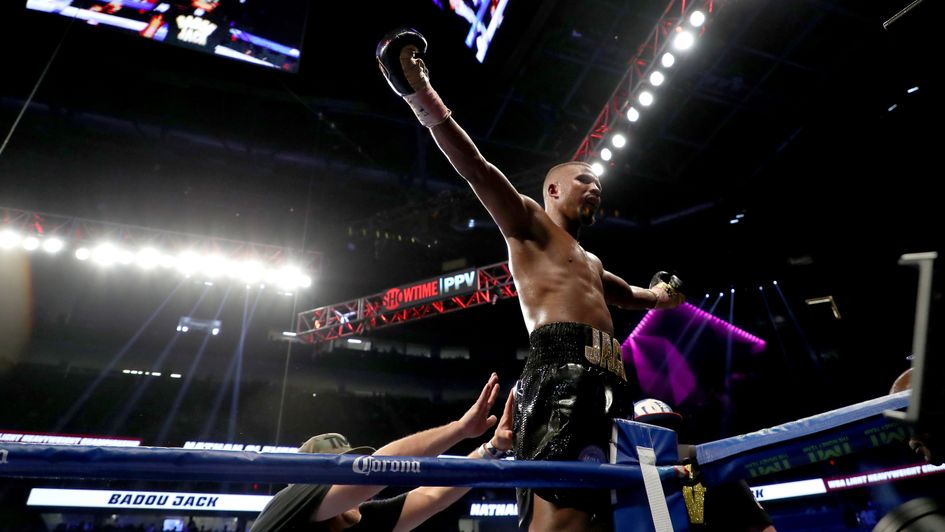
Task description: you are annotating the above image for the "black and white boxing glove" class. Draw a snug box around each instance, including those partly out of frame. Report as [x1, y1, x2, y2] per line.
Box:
[376, 27, 451, 128]
[648, 271, 685, 309]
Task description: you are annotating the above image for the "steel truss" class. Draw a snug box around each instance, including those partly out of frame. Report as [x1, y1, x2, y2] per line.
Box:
[0, 205, 321, 274]
[572, 0, 715, 163]
[296, 261, 516, 343]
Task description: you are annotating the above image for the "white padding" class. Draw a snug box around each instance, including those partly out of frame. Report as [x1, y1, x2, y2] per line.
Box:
[637, 446, 673, 532]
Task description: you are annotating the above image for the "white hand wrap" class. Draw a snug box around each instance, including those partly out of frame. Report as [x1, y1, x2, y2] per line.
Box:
[404, 85, 451, 128]
[478, 441, 506, 459]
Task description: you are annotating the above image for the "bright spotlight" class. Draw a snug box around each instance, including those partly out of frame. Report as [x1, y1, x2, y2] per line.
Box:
[22, 236, 40, 251]
[649, 71, 665, 86]
[600, 147, 613, 161]
[661, 52, 675, 68]
[211, 327, 220, 336]
[277, 266, 303, 291]
[0, 229, 20, 249]
[75, 247, 91, 261]
[42, 238, 64, 254]
[673, 30, 695, 50]
[236, 260, 264, 284]
[689, 10, 706, 27]
[638, 91, 654, 107]
[590, 162, 605, 176]
[93, 244, 119, 266]
[611, 134, 627, 148]
[202, 255, 228, 278]
[626, 107, 640, 122]
[176, 251, 201, 275]
[299, 275, 313, 289]
[117, 250, 135, 265]
[135, 247, 161, 269]
[264, 267, 281, 286]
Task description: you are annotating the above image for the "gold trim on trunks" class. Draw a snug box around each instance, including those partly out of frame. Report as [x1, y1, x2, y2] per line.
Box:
[584, 328, 628, 381]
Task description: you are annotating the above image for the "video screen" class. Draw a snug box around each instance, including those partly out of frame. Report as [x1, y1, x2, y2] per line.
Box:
[431, 0, 510, 63]
[26, 0, 307, 72]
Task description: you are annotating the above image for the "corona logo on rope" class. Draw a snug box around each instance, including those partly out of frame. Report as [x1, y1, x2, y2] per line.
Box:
[352, 456, 421, 476]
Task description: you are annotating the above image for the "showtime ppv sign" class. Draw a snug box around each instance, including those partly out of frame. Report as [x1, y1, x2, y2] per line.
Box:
[382, 269, 477, 311]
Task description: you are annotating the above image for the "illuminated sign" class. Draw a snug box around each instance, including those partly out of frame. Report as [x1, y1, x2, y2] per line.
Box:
[824, 462, 945, 492]
[434, 0, 511, 63]
[182, 441, 298, 453]
[750, 479, 826, 502]
[469, 502, 518, 517]
[175, 15, 217, 46]
[750, 461, 945, 502]
[382, 269, 477, 311]
[26, 0, 306, 73]
[177, 316, 222, 335]
[0, 431, 141, 447]
[27, 489, 268, 512]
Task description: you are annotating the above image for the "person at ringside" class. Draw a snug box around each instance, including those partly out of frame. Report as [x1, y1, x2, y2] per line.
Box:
[378, 28, 685, 531]
[632, 398, 777, 532]
[250, 373, 514, 531]
[889, 367, 940, 465]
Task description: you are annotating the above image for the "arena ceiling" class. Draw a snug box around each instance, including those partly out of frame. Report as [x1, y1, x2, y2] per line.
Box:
[0, 0, 939, 397]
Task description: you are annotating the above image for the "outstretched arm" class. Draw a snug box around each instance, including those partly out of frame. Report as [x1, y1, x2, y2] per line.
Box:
[429, 118, 538, 239]
[314, 373, 501, 521]
[378, 28, 537, 239]
[392, 388, 515, 532]
[603, 270, 685, 310]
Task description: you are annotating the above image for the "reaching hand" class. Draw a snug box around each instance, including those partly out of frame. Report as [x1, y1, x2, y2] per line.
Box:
[456, 373, 500, 439]
[491, 388, 515, 452]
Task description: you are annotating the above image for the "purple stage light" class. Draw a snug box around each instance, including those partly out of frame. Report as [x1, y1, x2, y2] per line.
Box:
[622, 303, 767, 403]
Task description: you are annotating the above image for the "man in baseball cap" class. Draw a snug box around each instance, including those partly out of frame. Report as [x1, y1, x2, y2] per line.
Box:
[250, 373, 514, 531]
[296, 433, 376, 456]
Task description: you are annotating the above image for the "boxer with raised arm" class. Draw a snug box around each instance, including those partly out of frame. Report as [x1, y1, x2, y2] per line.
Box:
[378, 28, 685, 531]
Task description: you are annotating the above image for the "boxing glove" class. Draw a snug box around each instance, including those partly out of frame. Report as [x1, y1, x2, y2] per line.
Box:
[376, 27, 451, 127]
[648, 271, 685, 309]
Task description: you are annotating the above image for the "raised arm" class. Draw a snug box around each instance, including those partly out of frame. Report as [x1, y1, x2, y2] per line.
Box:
[377, 28, 537, 239]
[314, 373, 501, 521]
[603, 270, 685, 310]
[392, 388, 515, 532]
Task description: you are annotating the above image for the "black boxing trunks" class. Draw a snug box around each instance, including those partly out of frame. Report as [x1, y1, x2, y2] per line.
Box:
[514, 322, 637, 528]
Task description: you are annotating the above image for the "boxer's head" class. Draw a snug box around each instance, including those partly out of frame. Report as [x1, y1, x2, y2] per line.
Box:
[543, 161, 601, 226]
